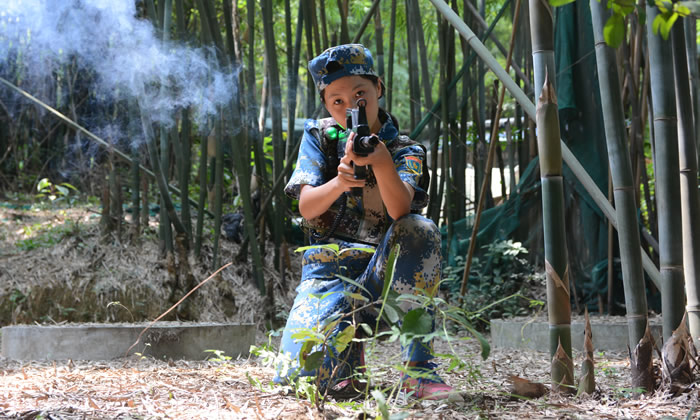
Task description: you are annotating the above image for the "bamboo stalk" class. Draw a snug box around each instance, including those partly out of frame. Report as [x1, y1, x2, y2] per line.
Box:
[178, 110, 192, 241]
[212, 117, 224, 269]
[194, 126, 208, 258]
[284, 0, 302, 162]
[131, 145, 141, 240]
[428, 0, 661, 290]
[406, 0, 421, 129]
[538, 74, 573, 389]
[684, 19, 700, 168]
[590, 0, 648, 348]
[463, 0, 531, 93]
[0, 76, 210, 217]
[261, 0, 285, 268]
[645, 4, 685, 341]
[158, 0, 175, 254]
[351, 0, 382, 43]
[238, 0, 266, 292]
[138, 107, 187, 239]
[375, 6, 385, 109]
[526, 0, 573, 388]
[387, 0, 397, 112]
[410, 0, 512, 140]
[303, 0, 316, 115]
[439, 15, 452, 244]
[175, 2, 192, 242]
[319, 0, 329, 50]
[459, 0, 522, 299]
[671, 20, 700, 346]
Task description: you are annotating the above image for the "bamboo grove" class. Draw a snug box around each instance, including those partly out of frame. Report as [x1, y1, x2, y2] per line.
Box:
[2, 0, 700, 389]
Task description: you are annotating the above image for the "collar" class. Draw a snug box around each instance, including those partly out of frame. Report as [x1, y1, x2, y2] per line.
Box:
[377, 109, 398, 141]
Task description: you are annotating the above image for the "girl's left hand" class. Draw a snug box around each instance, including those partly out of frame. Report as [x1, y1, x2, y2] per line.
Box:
[345, 132, 393, 171]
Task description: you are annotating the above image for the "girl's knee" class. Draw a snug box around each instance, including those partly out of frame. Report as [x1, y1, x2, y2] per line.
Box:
[393, 214, 440, 244]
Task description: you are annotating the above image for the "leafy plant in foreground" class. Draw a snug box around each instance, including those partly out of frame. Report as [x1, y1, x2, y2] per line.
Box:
[252, 243, 492, 418]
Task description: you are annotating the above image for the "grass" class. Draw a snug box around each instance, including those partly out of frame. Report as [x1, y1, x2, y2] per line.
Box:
[15, 219, 83, 251]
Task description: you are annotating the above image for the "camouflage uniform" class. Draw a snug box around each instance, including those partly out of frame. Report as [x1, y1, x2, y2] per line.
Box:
[274, 44, 442, 392]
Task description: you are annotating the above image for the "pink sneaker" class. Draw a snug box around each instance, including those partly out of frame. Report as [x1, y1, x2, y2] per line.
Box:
[401, 361, 463, 401]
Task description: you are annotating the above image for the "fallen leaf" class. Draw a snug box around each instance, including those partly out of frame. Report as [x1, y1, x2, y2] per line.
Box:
[88, 396, 100, 409]
[507, 375, 547, 399]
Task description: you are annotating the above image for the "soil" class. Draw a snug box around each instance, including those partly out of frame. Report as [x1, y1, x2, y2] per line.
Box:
[1, 201, 698, 419]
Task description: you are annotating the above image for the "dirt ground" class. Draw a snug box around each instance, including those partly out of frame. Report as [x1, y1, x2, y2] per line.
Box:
[1, 202, 699, 419]
[1, 340, 698, 419]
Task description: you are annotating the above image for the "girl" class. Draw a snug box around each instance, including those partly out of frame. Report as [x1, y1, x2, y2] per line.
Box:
[275, 44, 458, 401]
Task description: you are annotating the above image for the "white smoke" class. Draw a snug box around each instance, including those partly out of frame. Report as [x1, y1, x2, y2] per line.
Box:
[0, 0, 237, 142]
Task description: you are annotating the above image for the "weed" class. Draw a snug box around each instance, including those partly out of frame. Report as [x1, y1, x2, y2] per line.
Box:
[443, 240, 544, 329]
[15, 220, 82, 251]
[35, 177, 79, 203]
[204, 349, 232, 363]
[252, 243, 494, 417]
[106, 301, 135, 322]
[9, 288, 26, 305]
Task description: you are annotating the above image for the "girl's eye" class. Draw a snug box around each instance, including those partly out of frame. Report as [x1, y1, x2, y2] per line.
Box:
[355, 90, 365, 98]
[333, 98, 343, 106]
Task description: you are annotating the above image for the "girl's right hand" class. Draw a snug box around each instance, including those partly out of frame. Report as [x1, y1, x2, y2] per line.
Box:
[336, 153, 366, 191]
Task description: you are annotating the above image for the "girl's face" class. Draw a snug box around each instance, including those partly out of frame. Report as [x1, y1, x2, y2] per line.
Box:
[323, 75, 382, 134]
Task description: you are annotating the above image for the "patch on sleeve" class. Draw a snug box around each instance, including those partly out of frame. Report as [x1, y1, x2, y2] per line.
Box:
[404, 156, 422, 174]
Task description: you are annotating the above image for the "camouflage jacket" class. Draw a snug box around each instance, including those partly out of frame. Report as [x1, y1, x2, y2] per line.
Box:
[284, 110, 429, 245]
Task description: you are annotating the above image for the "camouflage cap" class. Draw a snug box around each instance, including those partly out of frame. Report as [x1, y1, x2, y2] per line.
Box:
[308, 44, 377, 92]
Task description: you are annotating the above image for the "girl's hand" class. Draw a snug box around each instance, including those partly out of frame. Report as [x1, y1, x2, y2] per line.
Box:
[336, 150, 366, 191]
[344, 132, 393, 172]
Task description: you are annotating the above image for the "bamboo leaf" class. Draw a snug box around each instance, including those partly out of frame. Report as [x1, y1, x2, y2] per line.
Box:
[344, 292, 369, 302]
[652, 13, 665, 35]
[611, 0, 635, 15]
[603, 12, 625, 48]
[382, 244, 401, 298]
[655, 0, 673, 13]
[294, 243, 339, 254]
[337, 275, 371, 296]
[676, 1, 700, 16]
[548, 0, 576, 6]
[661, 13, 678, 39]
[674, 3, 691, 15]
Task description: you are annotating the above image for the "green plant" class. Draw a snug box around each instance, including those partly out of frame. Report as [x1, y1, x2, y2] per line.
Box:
[35, 177, 78, 203]
[444, 240, 544, 329]
[252, 243, 492, 416]
[204, 349, 232, 363]
[15, 220, 81, 251]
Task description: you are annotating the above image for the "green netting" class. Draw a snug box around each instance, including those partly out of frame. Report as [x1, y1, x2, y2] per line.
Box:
[439, 1, 654, 313]
[441, 156, 541, 267]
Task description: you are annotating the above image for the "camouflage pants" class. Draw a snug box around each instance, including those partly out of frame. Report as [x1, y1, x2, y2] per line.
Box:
[274, 214, 441, 391]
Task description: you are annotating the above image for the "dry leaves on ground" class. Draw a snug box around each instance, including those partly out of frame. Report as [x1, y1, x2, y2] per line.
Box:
[1, 338, 698, 419]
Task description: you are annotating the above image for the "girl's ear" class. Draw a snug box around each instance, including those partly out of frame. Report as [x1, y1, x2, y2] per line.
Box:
[377, 78, 384, 99]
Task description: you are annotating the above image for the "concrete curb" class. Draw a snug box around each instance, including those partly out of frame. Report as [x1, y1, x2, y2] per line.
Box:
[1, 322, 255, 361]
[491, 317, 663, 352]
